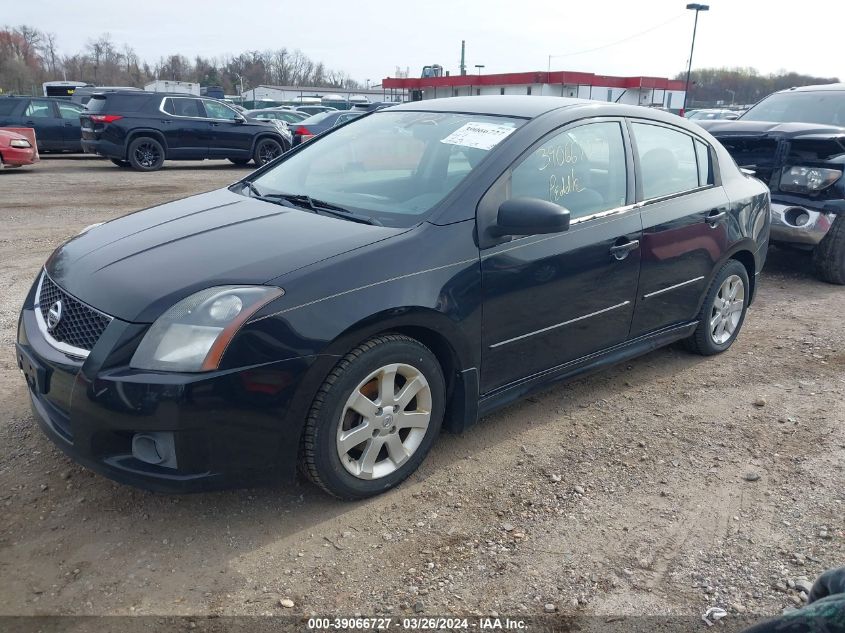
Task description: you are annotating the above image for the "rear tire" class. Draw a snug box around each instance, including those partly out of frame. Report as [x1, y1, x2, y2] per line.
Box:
[127, 137, 165, 171]
[253, 138, 284, 166]
[684, 259, 749, 356]
[300, 334, 445, 500]
[110, 158, 131, 168]
[812, 214, 845, 285]
[228, 158, 250, 166]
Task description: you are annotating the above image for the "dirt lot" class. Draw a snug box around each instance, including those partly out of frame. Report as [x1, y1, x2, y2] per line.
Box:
[1, 157, 843, 623]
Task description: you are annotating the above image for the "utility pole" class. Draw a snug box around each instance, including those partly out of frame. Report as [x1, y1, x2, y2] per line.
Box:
[460, 40, 466, 76]
[683, 3, 709, 112]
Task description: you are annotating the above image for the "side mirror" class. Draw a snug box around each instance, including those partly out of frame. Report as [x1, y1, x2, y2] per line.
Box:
[491, 197, 571, 237]
[234, 115, 246, 124]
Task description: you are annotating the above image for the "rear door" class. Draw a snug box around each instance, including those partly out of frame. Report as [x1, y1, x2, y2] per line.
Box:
[160, 97, 208, 159]
[479, 119, 642, 393]
[627, 120, 730, 337]
[56, 101, 84, 151]
[21, 99, 63, 151]
[202, 99, 252, 158]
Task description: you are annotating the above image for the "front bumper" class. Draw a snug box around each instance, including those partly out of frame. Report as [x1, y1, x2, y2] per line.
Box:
[16, 302, 318, 493]
[769, 202, 835, 246]
[1, 146, 38, 166]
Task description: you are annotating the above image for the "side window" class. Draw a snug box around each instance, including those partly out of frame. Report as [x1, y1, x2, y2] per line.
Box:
[0, 100, 18, 116]
[58, 103, 82, 119]
[170, 98, 202, 118]
[632, 123, 700, 199]
[203, 100, 238, 120]
[162, 98, 175, 115]
[509, 121, 627, 220]
[695, 139, 713, 186]
[25, 100, 54, 118]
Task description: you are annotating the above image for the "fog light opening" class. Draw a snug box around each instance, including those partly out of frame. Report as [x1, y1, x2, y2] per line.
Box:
[784, 207, 811, 227]
[131, 432, 178, 469]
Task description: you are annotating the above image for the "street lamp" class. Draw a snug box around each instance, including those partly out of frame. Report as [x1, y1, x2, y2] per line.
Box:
[725, 88, 735, 104]
[475, 64, 485, 76]
[683, 3, 709, 112]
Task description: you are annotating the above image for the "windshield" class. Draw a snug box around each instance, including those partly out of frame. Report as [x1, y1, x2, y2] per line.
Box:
[249, 110, 525, 227]
[741, 90, 845, 126]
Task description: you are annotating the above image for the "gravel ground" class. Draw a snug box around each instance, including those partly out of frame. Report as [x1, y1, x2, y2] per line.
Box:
[0, 157, 843, 622]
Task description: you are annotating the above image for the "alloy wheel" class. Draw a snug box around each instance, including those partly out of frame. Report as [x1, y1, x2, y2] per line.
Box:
[709, 274, 744, 344]
[336, 363, 432, 480]
[133, 142, 161, 169]
[259, 141, 281, 164]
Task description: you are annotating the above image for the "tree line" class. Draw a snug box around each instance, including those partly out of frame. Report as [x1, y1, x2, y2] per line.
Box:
[677, 67, 840, 107]
[0, 25, 362, 96]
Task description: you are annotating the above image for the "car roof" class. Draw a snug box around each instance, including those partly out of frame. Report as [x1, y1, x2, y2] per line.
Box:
[390, 96, 586, 118]
[780, 83, 845, 93]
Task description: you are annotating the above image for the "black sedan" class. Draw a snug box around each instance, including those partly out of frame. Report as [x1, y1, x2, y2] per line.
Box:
[16, 97, 770, 499]
[0, 96, 85, 152]
[292, 109, 364, 145]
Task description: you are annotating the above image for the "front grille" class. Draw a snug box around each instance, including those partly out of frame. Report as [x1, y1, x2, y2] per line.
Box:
[38, 273, 112, 353]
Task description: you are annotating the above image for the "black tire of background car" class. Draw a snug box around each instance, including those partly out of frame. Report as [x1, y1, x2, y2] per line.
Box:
[227, 158, 250, 166]
[110, 159, 131, 168]
[253, 138, 283, 166]
[299, 334, 446, 500]
[127, 137, 165, 172]
[684, 259, 750, 356]
[812, 214, 845, 285]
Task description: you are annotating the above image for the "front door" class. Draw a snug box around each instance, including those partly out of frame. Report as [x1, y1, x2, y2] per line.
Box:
[56, 101, 84, 151]
[480, 120, 642, 393]
[626, 120, 730, 337]
[22, 99, 63, 151]
[202, 99, 252, 159]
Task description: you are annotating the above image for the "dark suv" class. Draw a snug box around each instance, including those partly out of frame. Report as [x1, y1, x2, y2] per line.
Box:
[80, 91, 291, 171]
[0, 95, 84, 152]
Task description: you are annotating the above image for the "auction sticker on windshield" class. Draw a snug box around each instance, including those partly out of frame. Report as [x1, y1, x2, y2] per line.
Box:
[441, 121, 516, 150]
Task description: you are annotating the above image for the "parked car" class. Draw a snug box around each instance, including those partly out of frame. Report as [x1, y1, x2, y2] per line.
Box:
[292, 110, 364, 145]
[80, 91, 291, 171]
[700, 83, 845, 284]
[247, 108, 309, 125]
[351, 101, 400, 112]
[685, 108, 741, 121]
[0, 129, 38, 168]
[16, 96, 769, 499]
[295, 105, 337, 116]
[0, 96, 84, 152]
[71, 86, 142, 106]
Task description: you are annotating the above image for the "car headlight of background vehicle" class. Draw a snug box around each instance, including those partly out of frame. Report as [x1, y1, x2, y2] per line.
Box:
[9, 138, 32, 148]
[130, 286, 284, 372]
[780, 166, 842, 194]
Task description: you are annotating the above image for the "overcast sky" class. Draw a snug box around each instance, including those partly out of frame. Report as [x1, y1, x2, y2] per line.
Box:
[6, 0, 844, 83]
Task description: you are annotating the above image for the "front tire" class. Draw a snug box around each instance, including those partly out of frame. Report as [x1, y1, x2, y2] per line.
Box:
[253, 138, 284, 166]
[685, 259, 750, 356]
[300, 334, 445, 500]
[127, 137, 165, 171]
[812, 214, 845, 285]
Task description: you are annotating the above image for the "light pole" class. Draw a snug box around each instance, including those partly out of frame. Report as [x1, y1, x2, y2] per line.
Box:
[475, 64, 485, 76]
[725, 88, 735, 105]
[683, 3, 709, 112]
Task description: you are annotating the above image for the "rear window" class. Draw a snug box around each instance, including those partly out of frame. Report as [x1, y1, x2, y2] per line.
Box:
[0, 100, 18, 116]
[299, 111, 334, 126]
[85, 94, 149, 114]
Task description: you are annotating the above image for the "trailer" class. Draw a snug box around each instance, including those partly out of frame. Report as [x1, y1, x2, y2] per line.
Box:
[143, 80, 200, 95]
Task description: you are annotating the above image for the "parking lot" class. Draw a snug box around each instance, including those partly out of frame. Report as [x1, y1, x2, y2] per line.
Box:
[1, 156, 843, 619]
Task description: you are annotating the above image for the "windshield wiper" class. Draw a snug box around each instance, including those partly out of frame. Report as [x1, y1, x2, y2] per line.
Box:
[240, 184, 381, 225]
[261, 192, 381, 225]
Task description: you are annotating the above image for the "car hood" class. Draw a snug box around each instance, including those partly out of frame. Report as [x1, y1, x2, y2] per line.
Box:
[46, 188, 406, 323]
[700, 119, 845, 142]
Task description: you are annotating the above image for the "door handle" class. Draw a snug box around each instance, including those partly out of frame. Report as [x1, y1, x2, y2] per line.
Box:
[160, 119, 171, 124]
[705, 209, 727, 227]
[25, 120, 35, 125]
[64, 122, 73, 126]
[610, 239, 640, 260]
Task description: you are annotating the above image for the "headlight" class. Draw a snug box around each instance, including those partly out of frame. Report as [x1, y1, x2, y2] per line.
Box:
[130, 286, 284, 372]
[780, 166, 842, 194]
[9, 138, 32, 148]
